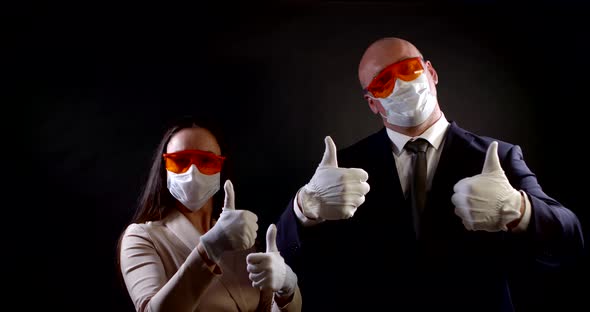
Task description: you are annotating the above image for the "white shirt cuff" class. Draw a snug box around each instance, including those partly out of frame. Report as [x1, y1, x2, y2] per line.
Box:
[293, 189, 324, 227]
[512, 190, 532, 232]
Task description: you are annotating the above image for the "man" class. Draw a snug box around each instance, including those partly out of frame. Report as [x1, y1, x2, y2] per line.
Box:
[275, 37, 584, 311]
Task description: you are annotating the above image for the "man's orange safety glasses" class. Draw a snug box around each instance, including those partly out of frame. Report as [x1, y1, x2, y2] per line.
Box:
[163, 149, 226, 175]
[364, 57, 425, 98]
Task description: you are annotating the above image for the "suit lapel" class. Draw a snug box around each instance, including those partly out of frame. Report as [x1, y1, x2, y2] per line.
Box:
[347, 128, 409, 235]
[430, 121, 475, 195]
[426, 121, 483, 238]
[363, 128, 405, 209]
[372, 128, 405, 203]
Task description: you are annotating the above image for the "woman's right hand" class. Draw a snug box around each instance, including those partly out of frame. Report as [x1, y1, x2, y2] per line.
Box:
[200, 179, 258, 263]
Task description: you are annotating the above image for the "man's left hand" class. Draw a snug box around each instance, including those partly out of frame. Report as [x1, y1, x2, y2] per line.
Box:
[452, 141, 522, 232]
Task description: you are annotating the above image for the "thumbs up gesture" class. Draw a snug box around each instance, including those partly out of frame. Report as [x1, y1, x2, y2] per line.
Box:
[451, 141, 523, 232]
[246, 224, 298, 298]
[200, 180, 258, 263]
[298, 136, 371, 220]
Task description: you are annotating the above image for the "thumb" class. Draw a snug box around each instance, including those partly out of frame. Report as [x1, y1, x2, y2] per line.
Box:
[318, 136, 338, 168]
[482, 141, 502, 174]
[223, 179, 235, 210]
[265, 224, 278, 253]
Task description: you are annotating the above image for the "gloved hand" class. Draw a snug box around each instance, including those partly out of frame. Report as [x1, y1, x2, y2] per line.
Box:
[200, 179, 258, 263]
[452, 141, 522, 232]
[246, 224, 297, 298]
[298, 136, 370, 220]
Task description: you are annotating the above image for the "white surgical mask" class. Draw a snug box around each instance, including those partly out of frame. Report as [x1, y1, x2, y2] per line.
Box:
[167, 164, 220, 212]
[374, 73, 436, 127]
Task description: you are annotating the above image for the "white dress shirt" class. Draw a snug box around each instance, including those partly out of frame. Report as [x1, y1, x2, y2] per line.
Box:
[386, 113, 450, 198]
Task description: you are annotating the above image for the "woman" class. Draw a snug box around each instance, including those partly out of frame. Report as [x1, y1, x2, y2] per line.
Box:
[118, 117, 301, 311]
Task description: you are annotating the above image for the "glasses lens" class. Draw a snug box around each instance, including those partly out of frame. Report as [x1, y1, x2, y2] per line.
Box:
[163, 150, 224, 175]
[192, 153, 223, 175]
[165, 156, 192, 173]
[367, 57, 424, 98]
[368, 69, 395, 98]
[396, 58, 424, 82]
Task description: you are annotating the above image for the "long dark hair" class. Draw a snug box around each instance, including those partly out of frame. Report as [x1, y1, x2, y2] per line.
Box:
[116, 115, 231, 285]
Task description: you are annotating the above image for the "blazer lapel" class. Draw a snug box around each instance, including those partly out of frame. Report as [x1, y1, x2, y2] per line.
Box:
[347, 128, 409, 235]
[430, 121, 476, 195]
[370, 128, 405, 203]
[217, 249, 253, 312]
[164, 210, 199, 252]
[425, 121, 483, 238]
[165, 211, 253, 311]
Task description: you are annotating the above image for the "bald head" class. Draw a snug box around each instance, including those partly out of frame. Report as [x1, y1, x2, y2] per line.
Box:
[358, 37, 423, 89]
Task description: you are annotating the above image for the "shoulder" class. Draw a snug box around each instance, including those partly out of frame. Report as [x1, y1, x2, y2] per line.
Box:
[339, 128, 388, 155]
[451, 122, 520, 158]
[123, 221, 164, 239]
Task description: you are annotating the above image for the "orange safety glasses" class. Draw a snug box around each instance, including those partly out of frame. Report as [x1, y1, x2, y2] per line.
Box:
[364, 57, 425, 98]
[163, 149, 226, 175]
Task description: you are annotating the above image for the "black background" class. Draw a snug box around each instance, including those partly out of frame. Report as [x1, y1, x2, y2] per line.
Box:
[18, 0, 590, 310]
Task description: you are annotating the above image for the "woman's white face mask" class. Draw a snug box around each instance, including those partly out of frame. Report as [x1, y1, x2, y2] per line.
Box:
[167, 164, 220, 211]
[372, 73, 436, 127]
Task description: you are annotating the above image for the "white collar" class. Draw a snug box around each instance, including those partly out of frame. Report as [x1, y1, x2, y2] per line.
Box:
[386, 113, 450, 155]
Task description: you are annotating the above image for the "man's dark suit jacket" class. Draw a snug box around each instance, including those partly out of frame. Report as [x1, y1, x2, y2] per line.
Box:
[276, 122, 584, 312]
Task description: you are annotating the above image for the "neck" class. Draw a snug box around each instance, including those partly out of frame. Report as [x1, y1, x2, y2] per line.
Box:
[177, 200, 213, 234]
[384, 106, 442, 137]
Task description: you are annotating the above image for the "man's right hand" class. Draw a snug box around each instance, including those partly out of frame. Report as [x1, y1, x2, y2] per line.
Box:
[298, 136, 370, 221]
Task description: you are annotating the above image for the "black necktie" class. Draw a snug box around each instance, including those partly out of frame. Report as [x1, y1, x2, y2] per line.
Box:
[405, 138, 429, 239]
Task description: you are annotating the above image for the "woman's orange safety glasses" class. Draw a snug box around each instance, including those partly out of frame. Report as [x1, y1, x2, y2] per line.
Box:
[163, 149, 226, 175]
[365, 57, 425, 98]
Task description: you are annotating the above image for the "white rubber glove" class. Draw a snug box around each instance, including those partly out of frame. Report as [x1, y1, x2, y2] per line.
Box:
[452, 141, 522, 232]
[298, 136, 370, 220]
[200, 179, 258, 263]
[246, 224, 297, 298]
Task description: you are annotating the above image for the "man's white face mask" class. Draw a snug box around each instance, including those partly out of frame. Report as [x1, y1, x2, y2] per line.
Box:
[167, 164, 220, 211]
[372, 73, 436, 127]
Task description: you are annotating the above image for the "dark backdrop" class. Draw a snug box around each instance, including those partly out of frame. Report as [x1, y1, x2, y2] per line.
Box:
[24, 0, 590, 311]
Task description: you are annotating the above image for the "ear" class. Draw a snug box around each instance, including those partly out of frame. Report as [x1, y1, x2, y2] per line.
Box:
[364, 94, 379, 114]
[425, 60, 438, 85]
